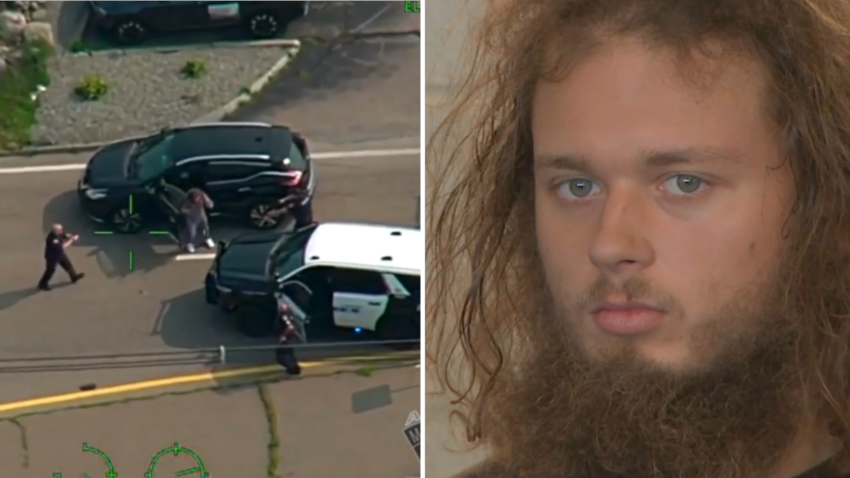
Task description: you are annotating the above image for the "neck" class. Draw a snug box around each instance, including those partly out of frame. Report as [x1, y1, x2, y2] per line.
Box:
[770, 419, 839, 478]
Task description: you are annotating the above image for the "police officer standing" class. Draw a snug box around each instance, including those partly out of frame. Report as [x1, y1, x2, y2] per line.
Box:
[275, 302, 302, 375]
[38, 223, 85, 291]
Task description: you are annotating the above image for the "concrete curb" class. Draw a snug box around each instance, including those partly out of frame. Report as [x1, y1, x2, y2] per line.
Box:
[67, 38, 302, 57]
[0, 355, 418, 419]
[0, 41, 301, 158]
[192, 44, 299, 124]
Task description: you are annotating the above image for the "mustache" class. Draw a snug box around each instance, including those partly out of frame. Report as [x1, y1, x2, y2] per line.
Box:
[576, 275, 677, 313]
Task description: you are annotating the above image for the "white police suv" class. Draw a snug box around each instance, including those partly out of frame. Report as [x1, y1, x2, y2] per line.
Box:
[205, 222, 421, 343]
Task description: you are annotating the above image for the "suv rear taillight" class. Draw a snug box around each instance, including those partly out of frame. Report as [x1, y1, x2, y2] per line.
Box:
[281, 171, 303, 186]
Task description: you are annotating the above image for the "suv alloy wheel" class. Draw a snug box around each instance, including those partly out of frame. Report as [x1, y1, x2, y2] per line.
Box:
[248, 203, 283, 229]
[110, 207, 143, 234]
[114, 19, 148, 45]
[246, 12, 279, 38]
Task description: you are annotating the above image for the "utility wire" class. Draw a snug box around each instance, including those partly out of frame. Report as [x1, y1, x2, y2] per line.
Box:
[0, 338, 420, 363]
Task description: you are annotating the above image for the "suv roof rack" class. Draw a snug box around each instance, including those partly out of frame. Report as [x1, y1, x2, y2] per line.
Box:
[188, 121, 273, 129]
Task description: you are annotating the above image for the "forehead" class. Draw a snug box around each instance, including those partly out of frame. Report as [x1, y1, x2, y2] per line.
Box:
[531, 38, 774, 163]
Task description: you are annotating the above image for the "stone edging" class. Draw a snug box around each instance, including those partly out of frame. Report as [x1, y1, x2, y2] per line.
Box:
[0, 39, 301, 158]
[66, 38, 302, 57]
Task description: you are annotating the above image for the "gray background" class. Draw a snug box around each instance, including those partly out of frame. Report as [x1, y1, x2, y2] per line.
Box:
[425, 1, 490, 477]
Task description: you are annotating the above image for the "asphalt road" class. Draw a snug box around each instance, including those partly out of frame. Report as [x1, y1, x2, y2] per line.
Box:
[0, 365, 420, 478]
[425, 1, 490, 477]
[0, 3, 420, 404]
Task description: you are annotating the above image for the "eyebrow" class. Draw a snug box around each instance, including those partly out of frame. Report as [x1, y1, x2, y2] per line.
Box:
[534, 146, 744, 172]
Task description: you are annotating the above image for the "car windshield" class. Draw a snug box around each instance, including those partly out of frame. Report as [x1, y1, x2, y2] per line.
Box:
[270, 226, 318, 278]
[129, 132, 176, 181]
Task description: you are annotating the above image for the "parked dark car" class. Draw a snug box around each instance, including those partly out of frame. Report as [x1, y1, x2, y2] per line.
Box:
[87, 1, 309, 45]
[77, 121, 315, 236]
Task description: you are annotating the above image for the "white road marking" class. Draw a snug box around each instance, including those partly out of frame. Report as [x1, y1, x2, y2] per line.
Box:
[312, 148, 419, 159]
[174, 253, 217, 261]
[0, 147, 420, 175]
[351, 3, 393, 33]
[0, 164, 84, 174]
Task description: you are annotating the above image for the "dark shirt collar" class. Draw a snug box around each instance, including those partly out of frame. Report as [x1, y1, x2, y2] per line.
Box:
[795, 459, 846, 478]
[450, 459, 848, 478]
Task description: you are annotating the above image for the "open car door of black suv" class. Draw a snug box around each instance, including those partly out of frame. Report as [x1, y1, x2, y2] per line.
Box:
[146, 181, 187, 242]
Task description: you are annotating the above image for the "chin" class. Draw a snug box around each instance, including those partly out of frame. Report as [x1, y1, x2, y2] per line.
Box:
[581, 336, 701, 374]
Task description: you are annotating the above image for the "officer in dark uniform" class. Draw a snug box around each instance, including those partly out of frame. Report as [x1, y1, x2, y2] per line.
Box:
[38, 223, 85, 291]
[275, 302, 302, 375]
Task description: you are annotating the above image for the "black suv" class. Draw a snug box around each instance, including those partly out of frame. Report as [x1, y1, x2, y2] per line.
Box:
[77, 122, 315, 236]
[88, 1, 309, 45]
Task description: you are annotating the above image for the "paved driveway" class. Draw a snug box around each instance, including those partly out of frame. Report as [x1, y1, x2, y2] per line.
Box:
[0, 7, 420, 405]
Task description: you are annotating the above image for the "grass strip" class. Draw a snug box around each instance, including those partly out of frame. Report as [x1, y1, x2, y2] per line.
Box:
[257, 383, 280, 478]
[8, 418, 29, 468]
[0, 38, 53, 151]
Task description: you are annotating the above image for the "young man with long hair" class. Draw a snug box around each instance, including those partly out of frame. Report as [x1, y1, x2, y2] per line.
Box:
[427, 1, 850, 477]
[180, 188, 215, 253]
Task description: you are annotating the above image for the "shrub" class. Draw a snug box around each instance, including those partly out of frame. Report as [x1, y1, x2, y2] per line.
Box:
[181, 59, 207, 79]
[74, 75, 108, 101]
[0, 38, 55, 150]
[22, 38, 53, 88]
[68, 40, 87, 53]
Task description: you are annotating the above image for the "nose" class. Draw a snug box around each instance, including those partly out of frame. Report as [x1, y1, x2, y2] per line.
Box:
[588, 186, 655, 275]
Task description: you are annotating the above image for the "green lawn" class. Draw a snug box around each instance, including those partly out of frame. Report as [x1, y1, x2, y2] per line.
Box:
[0, 38, 54, 151]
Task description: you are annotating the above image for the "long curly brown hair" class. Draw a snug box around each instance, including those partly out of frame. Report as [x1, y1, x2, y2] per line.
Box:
[427, 0, 850, 466]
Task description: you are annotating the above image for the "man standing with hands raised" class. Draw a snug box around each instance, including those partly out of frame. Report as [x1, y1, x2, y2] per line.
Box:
[38, 223, 84, 291]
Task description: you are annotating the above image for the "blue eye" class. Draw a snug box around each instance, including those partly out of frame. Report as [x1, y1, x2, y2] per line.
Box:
[557, 178, 597, 199]
[663, 175, 703, 195]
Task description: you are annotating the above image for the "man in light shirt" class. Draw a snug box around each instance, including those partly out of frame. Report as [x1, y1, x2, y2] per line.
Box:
[180, 188, 215, 253]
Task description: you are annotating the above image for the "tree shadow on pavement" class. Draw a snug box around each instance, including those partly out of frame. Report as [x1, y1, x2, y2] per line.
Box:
[153, 288, 292, 394]
[225, 38, 412, 142]
[288, 1, 401, 40]
[43, 191, 176, 279]
[153, 288, 275, 364]
[152, 286, 410, 392]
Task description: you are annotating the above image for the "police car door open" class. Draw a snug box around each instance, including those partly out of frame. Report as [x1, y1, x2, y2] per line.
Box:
[276, 286, 309, 343]
[151, 189, 182, 243]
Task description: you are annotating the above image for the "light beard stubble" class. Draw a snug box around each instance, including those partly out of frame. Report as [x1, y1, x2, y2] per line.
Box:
[480, 260, 805, 478]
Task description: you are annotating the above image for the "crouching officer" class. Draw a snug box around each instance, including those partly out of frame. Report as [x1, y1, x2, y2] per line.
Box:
[275, 302, 302, 376]
[38, 223, 85, 291]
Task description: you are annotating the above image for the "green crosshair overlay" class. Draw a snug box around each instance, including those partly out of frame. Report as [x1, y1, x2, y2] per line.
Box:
[92, 194, 173, 273]
[146, 442, 208, 478]
[54, 442, 117, 478]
